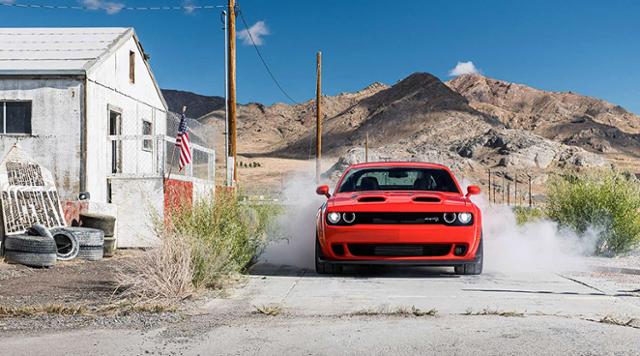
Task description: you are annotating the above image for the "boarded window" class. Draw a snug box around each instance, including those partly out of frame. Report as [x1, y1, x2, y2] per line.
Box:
[129, 50, 135, 83]
[142, 119, 153, 151]
[1, 101, 32, 135]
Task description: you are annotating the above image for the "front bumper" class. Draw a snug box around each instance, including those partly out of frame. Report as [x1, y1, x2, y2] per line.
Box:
[318, 224, 481, 263]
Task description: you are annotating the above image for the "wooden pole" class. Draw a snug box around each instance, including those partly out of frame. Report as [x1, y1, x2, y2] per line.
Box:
[502, 174, 506, 204]
[513, 173, 516, 206]
[528, 175, 533, 207]
[315, 51, 322, 184]
[365, 132, 369, 162]
[228, 0, 237, 185]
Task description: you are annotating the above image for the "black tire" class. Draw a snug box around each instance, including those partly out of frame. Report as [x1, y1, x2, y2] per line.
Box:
[3, 234, 57, 268]
[103, 237, 117, 258]
[77, 246, 104, 261]
[79, 213, 116, 237]
[4, 250, 57, 268]
[4, 234, 57, 253]
[315, 236, 342, 275]
[27, 223, 53, 239]
[51, 229, 80, 261]
[51, 227, 104, 261]
[455, 239, 483, 275]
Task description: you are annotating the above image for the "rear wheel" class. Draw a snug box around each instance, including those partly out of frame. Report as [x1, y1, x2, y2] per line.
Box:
[315, 236, 342, 275]
[455, 239, 483, 275]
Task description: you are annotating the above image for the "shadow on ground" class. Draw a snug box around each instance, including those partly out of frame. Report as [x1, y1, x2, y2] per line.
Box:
[249, 263, 462, 279]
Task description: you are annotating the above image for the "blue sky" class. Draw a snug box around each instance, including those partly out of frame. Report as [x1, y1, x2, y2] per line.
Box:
[1, 0, 639, 113]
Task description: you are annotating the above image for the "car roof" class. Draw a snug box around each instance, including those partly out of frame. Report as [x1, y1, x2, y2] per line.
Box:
[348, 161, 451, 170]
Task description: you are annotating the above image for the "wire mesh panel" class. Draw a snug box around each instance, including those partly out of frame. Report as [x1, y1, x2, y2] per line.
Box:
[107, 135, 215, 183]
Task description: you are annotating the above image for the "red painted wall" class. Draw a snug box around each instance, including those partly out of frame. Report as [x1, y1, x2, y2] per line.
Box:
[164, 178, 193, 218]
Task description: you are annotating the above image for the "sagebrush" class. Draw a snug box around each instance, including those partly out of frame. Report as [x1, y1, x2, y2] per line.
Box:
[119, 189, 280, 300]
[545, 170, 640, 255]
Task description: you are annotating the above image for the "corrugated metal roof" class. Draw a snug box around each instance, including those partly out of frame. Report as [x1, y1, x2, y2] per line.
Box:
[0, 28, 131, 75]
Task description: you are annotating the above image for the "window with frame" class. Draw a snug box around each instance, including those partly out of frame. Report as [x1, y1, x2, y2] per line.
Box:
[129, 50, 136, 84]
[142, 119, 153, 151]
[0, 101, 32, 135]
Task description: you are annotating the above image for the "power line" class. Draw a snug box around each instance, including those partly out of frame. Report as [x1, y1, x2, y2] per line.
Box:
[236, 5, 298, 105]
[0, 2, 220, 11]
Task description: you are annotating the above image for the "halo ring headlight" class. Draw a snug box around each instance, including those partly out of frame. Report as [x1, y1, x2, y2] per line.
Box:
[443, 212, 457, 224]
[342, 212, 356, 224]
[458, 212, 472, 224]
[327, 212, 341, 224]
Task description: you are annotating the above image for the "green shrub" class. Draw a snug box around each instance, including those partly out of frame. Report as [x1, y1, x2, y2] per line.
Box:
[167, 190, 281, 289]
[545, 171, 640, 255]
[513, 207, 546, 225]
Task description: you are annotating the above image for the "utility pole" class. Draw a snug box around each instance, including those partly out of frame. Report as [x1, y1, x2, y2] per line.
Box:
[315, 51, 322, 184]
[365, 132, 369, 163]
[222, 10, 231, 187]
[228, 0, 237, 185]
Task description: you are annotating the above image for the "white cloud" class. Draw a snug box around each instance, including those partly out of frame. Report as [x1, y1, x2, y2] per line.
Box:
[80, 0, 125, 15]
[448, 61, 481, 76]
[182, 0, 196, 14]
[237, 21, 270, 46]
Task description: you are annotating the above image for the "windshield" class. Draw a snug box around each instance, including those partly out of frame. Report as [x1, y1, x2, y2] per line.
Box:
[338, 167, 460, 193]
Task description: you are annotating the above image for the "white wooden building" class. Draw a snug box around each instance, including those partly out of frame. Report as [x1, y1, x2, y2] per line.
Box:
[0, 28, 215, 247]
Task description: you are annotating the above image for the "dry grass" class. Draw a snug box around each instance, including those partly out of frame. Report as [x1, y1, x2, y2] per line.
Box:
[116, 231, 195, 301]
[0, 304, 88, 318]
[595, 315, 640, 329]
[351, 305, 437, 317]
[0, 302, 178, 318]
[254, 304, 283, 316]
[463, 308, 525, 317]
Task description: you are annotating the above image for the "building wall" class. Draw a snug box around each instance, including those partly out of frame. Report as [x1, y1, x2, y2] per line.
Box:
[85, 35, 167, 203]
[0, 78, 83, 200]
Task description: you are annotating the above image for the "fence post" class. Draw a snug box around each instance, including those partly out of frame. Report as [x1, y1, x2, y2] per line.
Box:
[528, 175, 533, 208]
[487, 169, 491, 203]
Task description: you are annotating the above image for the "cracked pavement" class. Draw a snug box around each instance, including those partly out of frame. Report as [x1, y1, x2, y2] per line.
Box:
[1, 265, 639, 355]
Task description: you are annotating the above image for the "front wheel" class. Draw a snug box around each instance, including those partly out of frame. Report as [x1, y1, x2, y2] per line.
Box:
[315, 235, 342, 275]
[454, 239, 483, 275]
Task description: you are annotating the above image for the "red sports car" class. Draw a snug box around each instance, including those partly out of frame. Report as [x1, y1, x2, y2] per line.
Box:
[315, 162, 483, 275]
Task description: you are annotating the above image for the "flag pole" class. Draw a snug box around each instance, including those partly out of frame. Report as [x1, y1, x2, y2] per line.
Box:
[165, 106, 187, 190]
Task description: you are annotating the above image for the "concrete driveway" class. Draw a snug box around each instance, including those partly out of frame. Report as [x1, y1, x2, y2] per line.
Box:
[2, 264, 639, 355]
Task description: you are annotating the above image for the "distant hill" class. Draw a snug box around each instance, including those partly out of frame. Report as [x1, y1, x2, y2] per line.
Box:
[446, 74, 640, 155]
[162, 89, 225, 120]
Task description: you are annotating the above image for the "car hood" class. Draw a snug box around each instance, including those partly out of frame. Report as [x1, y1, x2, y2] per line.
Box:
[327, 191, 472, 212]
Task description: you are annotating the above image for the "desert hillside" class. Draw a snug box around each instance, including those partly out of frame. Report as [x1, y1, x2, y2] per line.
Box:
[163, 72, 640, 194]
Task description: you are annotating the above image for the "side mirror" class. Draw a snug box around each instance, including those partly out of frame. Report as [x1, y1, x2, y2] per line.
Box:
[466, 185, 481, 198]
[316, 185, 331, 198]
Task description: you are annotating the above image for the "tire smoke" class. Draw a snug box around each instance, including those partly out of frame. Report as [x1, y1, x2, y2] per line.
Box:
[259, 173, 322, 269]
[260, 176, 598, 273]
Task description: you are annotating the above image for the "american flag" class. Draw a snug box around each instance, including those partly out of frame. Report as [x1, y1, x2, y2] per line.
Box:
[176, 114, 192, 171]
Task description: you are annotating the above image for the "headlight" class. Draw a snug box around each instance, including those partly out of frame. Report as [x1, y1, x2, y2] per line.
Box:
[458, 212, 472, 224]
[342, 212, 356, 224]
[443, 212, 457, 224]
[327, 212, 341, 224]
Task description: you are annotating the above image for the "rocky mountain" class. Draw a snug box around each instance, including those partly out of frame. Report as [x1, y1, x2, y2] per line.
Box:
[162, 89, 225, 120]
[163, 72, 639, 191]
[446, 74, 640, 156]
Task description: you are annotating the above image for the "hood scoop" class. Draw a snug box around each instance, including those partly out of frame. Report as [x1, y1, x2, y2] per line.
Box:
[412, 196, 441, 203]
[357, 196, 387, 203]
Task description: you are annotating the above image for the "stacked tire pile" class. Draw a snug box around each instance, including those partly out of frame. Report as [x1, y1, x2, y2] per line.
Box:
[2, 213, 116, 268]
[78, 213, 117, 258]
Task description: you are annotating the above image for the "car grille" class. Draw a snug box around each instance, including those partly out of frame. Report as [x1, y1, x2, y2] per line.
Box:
[347, 244, 452, 257]
[354, 212, 444, 225]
